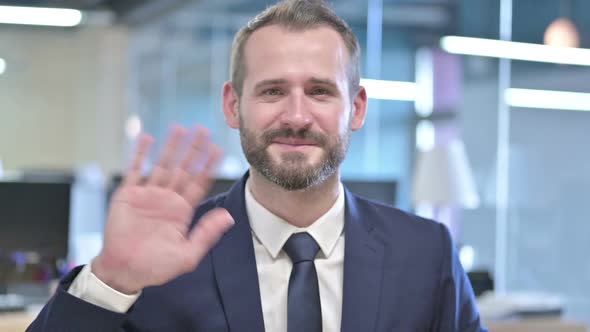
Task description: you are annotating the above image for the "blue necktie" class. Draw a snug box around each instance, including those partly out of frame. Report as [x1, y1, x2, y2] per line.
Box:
[283, 232, 322, 332]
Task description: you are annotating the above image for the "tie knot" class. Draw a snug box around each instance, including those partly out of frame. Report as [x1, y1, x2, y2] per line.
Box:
[283, 232, 320, 264]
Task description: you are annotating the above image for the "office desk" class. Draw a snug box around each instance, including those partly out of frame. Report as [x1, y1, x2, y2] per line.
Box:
[0, 312, 34, 332]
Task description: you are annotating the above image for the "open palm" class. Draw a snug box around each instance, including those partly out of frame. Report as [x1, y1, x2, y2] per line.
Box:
[92, 126, 234, 294]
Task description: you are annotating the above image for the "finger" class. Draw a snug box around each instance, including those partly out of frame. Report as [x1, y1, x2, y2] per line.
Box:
[147, 125, 187, 187]
[182, 144, 223, 207]
[184, 208, 234, 269]
[181, 127, 210, 171]
[167, 126, 210, 193]
[123, 134, 154, 187]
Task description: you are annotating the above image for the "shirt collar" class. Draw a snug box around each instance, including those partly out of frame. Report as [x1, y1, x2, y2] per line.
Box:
[245, 179, 345, 259]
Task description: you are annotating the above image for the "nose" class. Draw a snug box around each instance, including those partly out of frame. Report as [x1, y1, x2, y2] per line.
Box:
[279, 90, 312, 130]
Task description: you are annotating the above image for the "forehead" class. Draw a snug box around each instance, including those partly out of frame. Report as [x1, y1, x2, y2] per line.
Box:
[242, 25, 349, 84]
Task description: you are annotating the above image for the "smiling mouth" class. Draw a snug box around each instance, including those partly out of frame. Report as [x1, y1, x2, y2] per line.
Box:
[271, 138, 318, 145]
[271, 140, 318, 151]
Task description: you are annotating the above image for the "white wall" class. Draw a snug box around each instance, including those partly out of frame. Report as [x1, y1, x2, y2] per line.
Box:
[0, 25, 129, 176]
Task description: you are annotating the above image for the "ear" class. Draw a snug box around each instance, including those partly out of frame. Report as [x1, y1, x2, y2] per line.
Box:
[222, 81, 240, 129]
[350, 86, 367, 131]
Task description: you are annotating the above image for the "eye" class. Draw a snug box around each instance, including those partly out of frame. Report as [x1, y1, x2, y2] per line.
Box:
[311, 87, 330, 95]
[263, 88, 283, 96]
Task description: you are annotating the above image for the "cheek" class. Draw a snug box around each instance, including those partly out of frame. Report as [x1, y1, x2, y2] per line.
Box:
[316, 106, 351, 134]
[239, 103, 281, 129]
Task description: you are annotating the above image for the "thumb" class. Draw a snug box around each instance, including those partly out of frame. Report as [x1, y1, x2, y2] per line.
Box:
[185, 208, 234, 267]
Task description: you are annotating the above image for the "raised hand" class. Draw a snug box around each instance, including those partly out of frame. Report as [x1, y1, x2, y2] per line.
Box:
[91, 126, 234, 294]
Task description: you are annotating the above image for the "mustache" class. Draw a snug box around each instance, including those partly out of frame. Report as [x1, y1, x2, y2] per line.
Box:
[261, 128, 328, 146]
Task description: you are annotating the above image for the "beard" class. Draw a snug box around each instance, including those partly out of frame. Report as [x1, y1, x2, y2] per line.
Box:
[239, 117, 351, 191]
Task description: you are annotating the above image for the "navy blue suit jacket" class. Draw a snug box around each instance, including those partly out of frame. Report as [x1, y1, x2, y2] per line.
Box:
[28, 174, 487, 331]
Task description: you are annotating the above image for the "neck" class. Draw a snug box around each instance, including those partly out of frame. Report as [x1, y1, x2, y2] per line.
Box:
[248, 169, 341, 228]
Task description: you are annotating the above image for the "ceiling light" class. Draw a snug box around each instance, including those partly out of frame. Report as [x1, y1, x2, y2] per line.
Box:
[505, 88, 590, 112]
[360, 78, 417, 101]
[544, 17, 580, 48]
[0, 58, 5, 75]
[440, 36, 590, 66]
[0, 5, 83, 27]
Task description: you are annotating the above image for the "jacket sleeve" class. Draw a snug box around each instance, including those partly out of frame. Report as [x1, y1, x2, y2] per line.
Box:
[432, 223, 489, 332]
[26, 266, 130, 332]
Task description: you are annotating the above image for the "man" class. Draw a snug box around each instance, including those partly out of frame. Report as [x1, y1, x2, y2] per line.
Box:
[28, 0, 487, 331]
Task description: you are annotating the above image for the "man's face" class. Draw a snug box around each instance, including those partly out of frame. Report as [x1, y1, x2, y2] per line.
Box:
[224, 25, 366, 190]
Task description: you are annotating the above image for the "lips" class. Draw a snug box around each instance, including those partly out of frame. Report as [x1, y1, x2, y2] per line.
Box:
[272, 138, 318, 146]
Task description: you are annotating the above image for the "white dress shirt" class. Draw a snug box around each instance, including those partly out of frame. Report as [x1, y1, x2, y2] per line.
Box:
[245, 180, 345, 332]
[68, 180, 345, 332]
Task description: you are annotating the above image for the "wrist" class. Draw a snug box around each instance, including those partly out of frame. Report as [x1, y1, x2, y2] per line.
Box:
[91, 255, 142, 295]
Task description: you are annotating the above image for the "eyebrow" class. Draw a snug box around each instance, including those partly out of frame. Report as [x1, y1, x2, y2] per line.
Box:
[254, 79, 288, 91]
[308, 77, 339, 90]
[253, 77, 339, 91]
[310, 77, 338, 91]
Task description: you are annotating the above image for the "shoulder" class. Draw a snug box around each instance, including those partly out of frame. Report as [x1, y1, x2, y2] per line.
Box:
[350, 195, 453, 259]
[354, 195, 448, 241]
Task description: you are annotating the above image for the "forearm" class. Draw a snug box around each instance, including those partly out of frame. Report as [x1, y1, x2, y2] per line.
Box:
[26, 266, 131, 332]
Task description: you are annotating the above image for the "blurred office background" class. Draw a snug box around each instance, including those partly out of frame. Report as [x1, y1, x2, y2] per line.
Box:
[0, 0, 589, 327]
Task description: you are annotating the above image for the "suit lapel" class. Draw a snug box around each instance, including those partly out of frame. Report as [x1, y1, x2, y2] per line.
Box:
[211, 174, 265, 332]
[341, 190, 385, 332]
